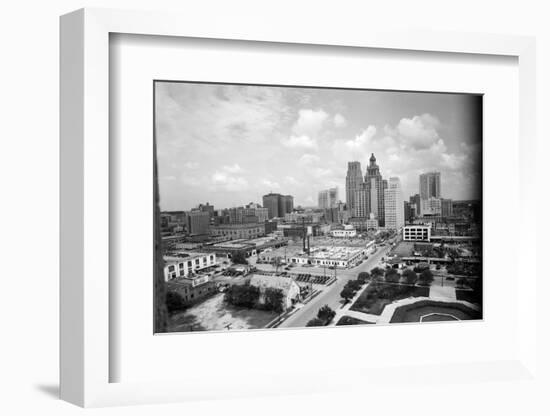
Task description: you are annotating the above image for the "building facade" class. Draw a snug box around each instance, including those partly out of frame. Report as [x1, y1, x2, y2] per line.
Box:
[187, 210, 211, 235]
[384, 177, 404, 230]
[318, 187, 338, 209]
[210, 223, 266, 239]
[419, 172, 441, 200]
[163, 252, 217, 281]
[262, 193, 293, 219]
[364, 153, 386, 226]
[345, 161, 364, 214]
[402, 225, 432, 242]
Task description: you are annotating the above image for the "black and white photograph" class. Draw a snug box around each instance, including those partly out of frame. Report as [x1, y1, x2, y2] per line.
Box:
[154, 81, 482, 333]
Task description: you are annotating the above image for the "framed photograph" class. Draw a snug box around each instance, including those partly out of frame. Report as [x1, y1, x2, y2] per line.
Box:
[60, 8, 537, 407]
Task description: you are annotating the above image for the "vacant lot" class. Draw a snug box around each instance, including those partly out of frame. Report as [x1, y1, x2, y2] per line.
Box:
[167, 293, 277, 332]
[392, 241, 416, 256]
[350, 283, 429, 316]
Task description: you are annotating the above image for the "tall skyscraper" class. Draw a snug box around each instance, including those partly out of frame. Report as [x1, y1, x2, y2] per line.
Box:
[384, 177, 404, 230]
[365, 153, 386, 227]
[345, 162, 363, 213]
[419, 172, 441, 200]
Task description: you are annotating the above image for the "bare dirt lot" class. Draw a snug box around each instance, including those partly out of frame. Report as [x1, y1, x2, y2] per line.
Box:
[167, 293, 277, 332]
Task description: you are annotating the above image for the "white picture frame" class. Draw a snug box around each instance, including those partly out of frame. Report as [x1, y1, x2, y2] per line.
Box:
[60, 7, 537, 408]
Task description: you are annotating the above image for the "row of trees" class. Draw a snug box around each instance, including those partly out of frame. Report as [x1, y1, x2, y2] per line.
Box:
[340, 277, 367, 303]
[306, 305, 336, 327]
[357, 266, 435, 286]
[224, 283, 285, 313]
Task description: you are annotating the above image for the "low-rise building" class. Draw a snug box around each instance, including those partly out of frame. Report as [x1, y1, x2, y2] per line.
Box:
[166, 278, 217, 304]
[403, 225, 432, 242]
[248, 274, 301, 310]
[163, 252, 217, 281]
[210, 223, 265, 239]
[331, 224, 357, 238]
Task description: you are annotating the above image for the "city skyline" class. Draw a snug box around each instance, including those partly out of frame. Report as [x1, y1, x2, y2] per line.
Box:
[156, 82, 482, 211]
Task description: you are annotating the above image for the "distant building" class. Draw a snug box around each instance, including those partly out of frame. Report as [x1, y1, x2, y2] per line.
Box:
[318, 188, 338, 209]
[187, 210, 210, 235]
[284, 212, 323, 223]
[353, 184, 369, 218]
[210, 223, 265, 239]
[404, 201, 415, 223]
[244, 202, 269, 223]
[403, 224, 432, 242]
[262, 193, 293, 219]
[364, 154, 386, 227]
[410, 194, 421, 216]
[420, 197, 442, 216]
[345, 161, 364, 214]
[441, 198, 453, 218]
[282, 195, 294, 216]
[419, 172, 441, 200]
[331, 224, 357, 238]
[366, 213, 379, 231]
[248, 275, 301, 311]
[384, 177, 404, 230]
[197, 202, 215, 217]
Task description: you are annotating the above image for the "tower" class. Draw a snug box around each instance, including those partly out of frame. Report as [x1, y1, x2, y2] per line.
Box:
[345, 161, 363, 213]
[364, 153, 386, 226]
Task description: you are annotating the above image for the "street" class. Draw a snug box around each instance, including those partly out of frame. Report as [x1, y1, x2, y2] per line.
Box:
[278, 244, 392, 328]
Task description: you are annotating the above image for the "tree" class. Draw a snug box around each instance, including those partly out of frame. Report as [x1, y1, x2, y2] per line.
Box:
[340, 286, 355, 304]
[384, 269, 401, 283]
[271, 256, 283, 273]
[346, 279, 363, 292]
[306, 317, 326, 327]
[165, 290, 186, 313]
[357, 271, 370, 282]
[263, 287, 284, 313]
[402, 269, 418, 285]
[413, 262, 430, 273]
[418, 269, 434, 286]
[370, 267, 385, 281]
[224, 284, 259, 308]
[231, 251, 248, 265]
[317, 305, 336, 324]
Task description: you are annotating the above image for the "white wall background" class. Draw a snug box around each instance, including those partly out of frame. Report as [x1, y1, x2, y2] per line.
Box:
[0, 0, 548, 415]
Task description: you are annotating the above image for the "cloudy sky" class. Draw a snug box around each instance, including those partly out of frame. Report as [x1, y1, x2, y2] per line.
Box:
[155, 82, 482, 211]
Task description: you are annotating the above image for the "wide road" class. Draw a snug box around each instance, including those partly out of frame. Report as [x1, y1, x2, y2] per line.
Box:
[278, 244, 392, 328]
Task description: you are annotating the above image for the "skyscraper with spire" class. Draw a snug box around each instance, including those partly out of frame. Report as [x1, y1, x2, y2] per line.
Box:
[345, 161, 363, 213]
[364, 153, 386, 227]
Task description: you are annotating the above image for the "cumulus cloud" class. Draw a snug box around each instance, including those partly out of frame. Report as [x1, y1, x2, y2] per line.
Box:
[345, 125, 377, 150]
[299, 154, 321, 165]
[211, 171, 248, 191]
[333, 113, 347, 128]
[397, 113, 441, 150]
[281, 135, 318, 149]
[292, 109, 329, 136]
[222, 163, 243, 173]
[261, 179, 281, 190]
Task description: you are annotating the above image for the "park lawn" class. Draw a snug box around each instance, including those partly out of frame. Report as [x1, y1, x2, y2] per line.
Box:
[350, 283, 430, 316]
[336, 316, 374, 326]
